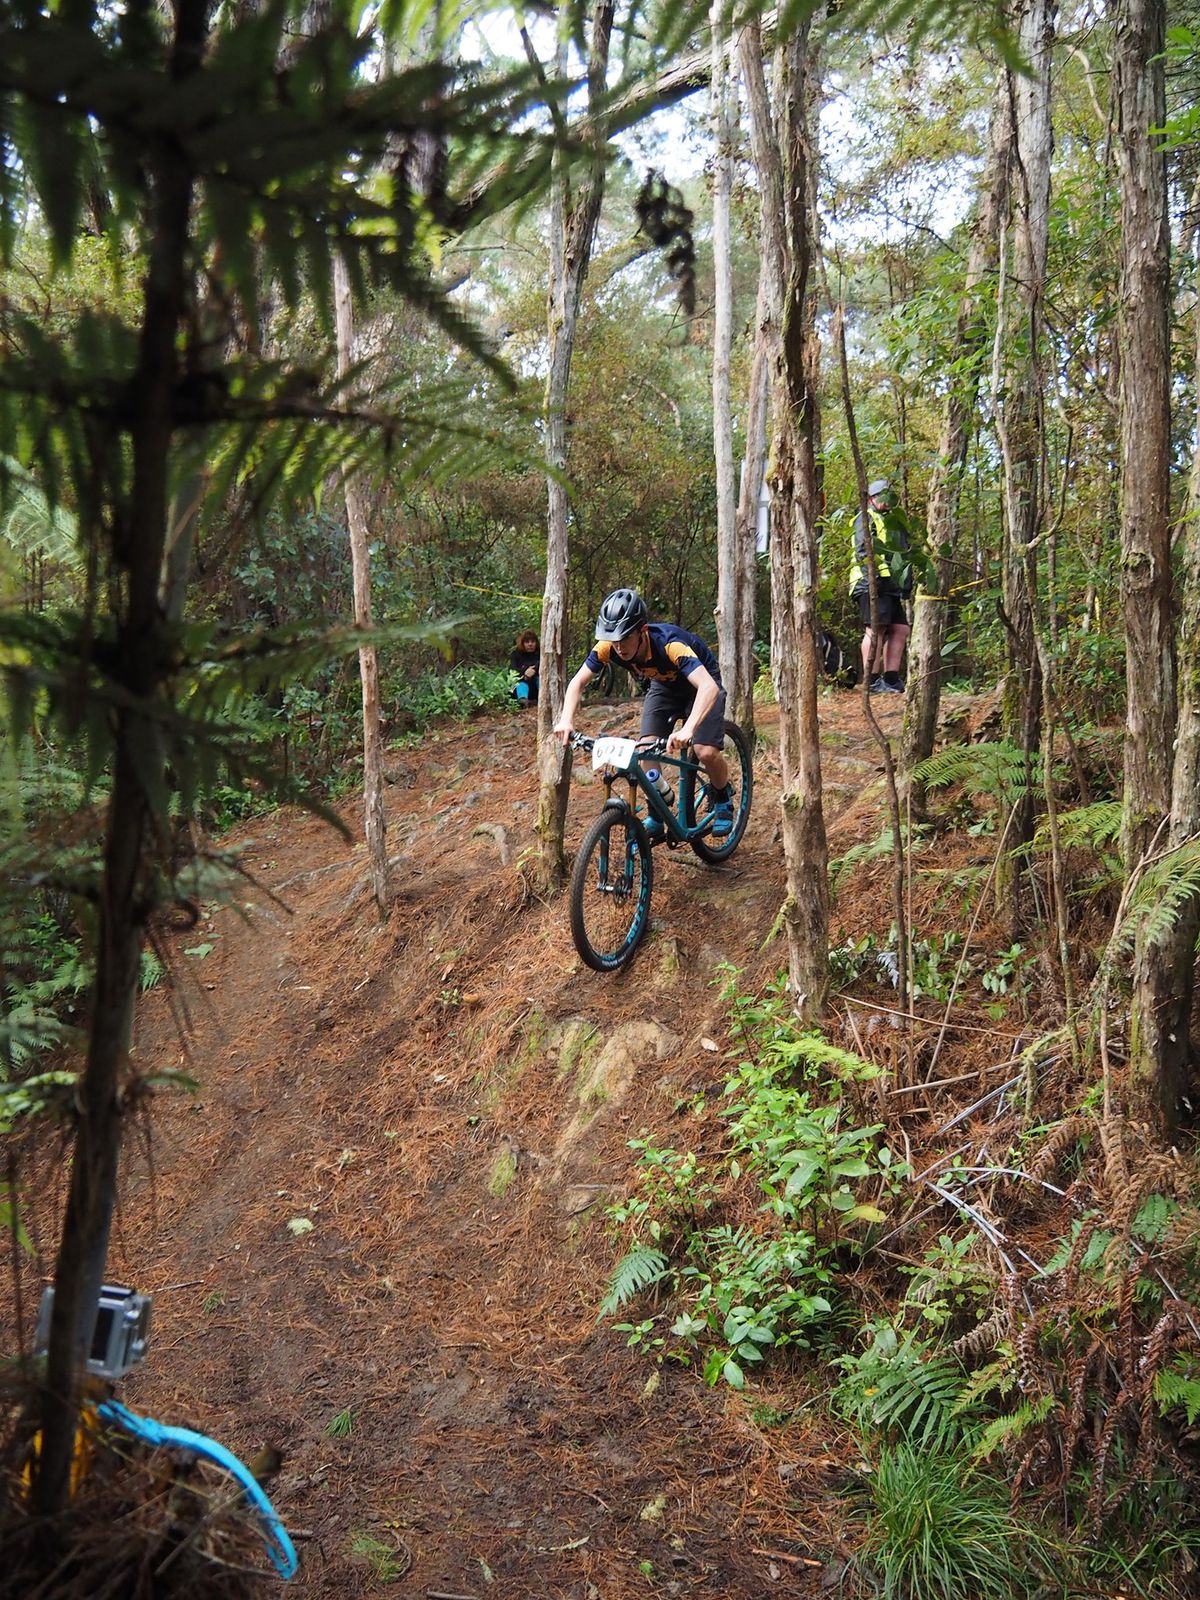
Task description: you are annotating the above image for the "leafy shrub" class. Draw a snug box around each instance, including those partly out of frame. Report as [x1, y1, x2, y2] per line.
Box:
[601, 969, 909, 1387]
[392, 663, 517, 728]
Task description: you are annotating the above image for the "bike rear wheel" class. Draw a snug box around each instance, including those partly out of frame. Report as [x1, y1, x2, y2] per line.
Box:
[689, 719, 753, 864]
[569, 805, 654, 972]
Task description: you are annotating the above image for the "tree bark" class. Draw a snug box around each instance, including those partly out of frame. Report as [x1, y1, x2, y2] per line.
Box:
[534, 0, 614, 888]
[733, 21, 787, 739]
[900, 78, 1013, 805]
[1116, 0, 1174, 870]
[1116, 0, 1182, 1129]
[763, 19, 828, 1020]
[334, 253, 391, 915]
[711, 0, 740, 717]
[994, 0, 1055, 935]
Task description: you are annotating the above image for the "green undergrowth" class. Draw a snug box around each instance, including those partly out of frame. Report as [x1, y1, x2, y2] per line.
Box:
[599, 967, 1200, 1599]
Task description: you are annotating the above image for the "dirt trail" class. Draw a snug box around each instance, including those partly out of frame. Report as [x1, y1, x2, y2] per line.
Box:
[90, 692, 916, 1599]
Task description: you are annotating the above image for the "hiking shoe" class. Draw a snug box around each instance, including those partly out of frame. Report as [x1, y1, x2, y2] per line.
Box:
[870, 676, 903, 694]
[711, 798, 735, 837]
[643, 815, 666, 844]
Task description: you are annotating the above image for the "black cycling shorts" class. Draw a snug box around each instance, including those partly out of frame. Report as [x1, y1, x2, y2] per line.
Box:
[857, 587, 909, 628]
[640, 679, 728, 748]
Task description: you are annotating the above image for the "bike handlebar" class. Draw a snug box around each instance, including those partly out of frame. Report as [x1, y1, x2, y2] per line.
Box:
[568, 732, 670, 756]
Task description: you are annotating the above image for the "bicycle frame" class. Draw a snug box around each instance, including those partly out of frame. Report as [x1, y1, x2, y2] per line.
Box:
[573, 733, 715, 846]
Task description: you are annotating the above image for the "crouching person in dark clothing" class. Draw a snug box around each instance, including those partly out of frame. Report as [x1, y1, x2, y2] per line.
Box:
[510, 630, 540, 705]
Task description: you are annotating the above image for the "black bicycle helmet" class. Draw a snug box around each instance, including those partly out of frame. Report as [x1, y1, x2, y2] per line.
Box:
[595, 587, 648, 642]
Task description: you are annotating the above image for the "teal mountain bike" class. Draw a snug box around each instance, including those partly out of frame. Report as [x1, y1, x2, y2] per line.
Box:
[567, 722, 753, 972]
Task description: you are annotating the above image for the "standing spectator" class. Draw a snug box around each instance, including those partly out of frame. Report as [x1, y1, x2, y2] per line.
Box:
[510, 629, 540, 705]
[850, 479, 917, 693]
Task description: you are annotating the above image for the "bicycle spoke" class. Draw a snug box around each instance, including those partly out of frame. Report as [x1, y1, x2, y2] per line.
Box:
[569, 809, 652, 970]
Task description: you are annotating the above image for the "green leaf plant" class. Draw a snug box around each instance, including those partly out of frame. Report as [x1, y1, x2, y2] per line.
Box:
[601, 969, 908, 1388]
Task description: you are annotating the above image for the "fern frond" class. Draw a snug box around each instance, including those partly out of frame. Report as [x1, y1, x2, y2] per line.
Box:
[951, 1346, 1017, 1405]
[774, 1032, 879, 1082]
[831, 828, 923, 889]
[1035, 801, 1122, 856]
[0, 455, 80, 565]
[1107, 837, 1200, 962]
[972, 1394, 1055, 1462]
[1153, 1364, 1200, 1426]
[599, 1245, 670, 1318]
[836, 1336, 969, 1452]
[913, 740, 1027, 796]
[696, 1222, 774, 1280]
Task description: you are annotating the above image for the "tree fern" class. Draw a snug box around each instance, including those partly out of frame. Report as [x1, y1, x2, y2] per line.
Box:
[0, 457, 80, 566]
[599, 1245, 670, 1317]
[912, 741, 1058, 807]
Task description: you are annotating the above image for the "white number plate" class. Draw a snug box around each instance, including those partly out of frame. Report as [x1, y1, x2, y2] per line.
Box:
[592, 736, 637, 772]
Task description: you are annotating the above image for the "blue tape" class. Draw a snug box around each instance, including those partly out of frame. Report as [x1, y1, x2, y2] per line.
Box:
[96, 1399, 298, 1580]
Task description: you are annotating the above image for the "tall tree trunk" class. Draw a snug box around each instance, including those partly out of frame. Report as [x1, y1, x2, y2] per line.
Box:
[1116, 0, 1174, 870]
[732, 324, 767, 735]
[711, 0, 740, 712]
[900, 80, 1013, 805]
[534, 0, 614, 888]
[995, 0, 1055, 934]
[334, 253, 391, 915]
[1150, 214, 1200, 1124]
[733, 21, 787, 738]
[764, 19, 828, 1020]
[34, 0, 207, 1520]
[1116, 0, 1181, 1129]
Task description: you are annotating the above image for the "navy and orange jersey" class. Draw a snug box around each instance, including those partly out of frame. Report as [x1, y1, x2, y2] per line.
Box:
[585, 622, 722, 688]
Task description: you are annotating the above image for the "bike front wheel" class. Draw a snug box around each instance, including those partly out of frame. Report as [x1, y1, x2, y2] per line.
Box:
[569, 805, 654, 972]
[689, 720, 753, 864]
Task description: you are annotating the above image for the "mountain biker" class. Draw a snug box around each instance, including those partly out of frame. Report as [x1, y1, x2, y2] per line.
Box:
[554, 588, 735, 840]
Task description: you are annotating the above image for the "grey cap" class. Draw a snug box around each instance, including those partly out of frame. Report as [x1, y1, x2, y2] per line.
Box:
[867, 479, 890, 499]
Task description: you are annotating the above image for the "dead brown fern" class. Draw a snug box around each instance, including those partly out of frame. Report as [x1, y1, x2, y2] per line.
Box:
[1027, 1114, 1088, 1186]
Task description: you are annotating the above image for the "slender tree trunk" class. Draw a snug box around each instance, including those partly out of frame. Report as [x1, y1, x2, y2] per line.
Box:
[334, 253, 390, 914]
[900, 79, 1013, 806]
[34, 0, 207, 1521]
[534, 0, 613, 888]
[1116, 0, 1174, 870]
[995, 0, 1055, 934]
[733, 22, 787, 738]
[1116, 0, 1182, 1129]
[764, 19, 828, 1020]
[733, 329, 767, 734]
[711, 0, 740, 710]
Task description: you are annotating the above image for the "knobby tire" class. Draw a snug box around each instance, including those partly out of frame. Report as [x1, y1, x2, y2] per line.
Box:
[569, 805, 653, 972]
[688, 720, 753, 864]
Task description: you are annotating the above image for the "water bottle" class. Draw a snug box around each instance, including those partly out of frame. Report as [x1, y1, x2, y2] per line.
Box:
[645, 766, 675, 806]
